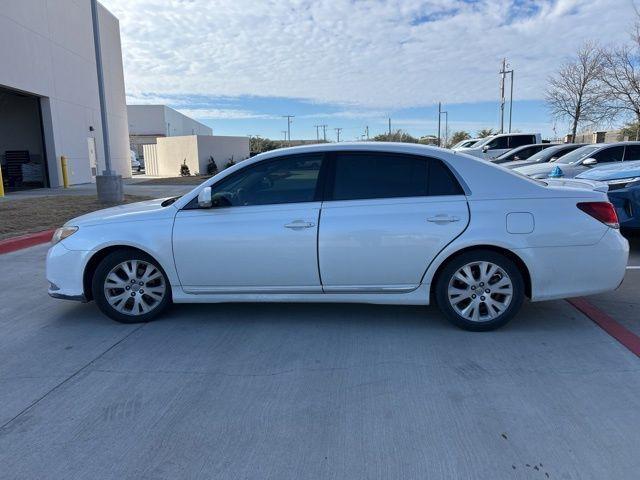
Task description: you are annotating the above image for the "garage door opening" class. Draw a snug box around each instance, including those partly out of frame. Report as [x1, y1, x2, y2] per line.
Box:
[0, 86, 49, 191]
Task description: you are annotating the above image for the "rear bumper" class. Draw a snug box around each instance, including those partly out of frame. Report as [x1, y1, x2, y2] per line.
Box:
[519, 228, 629, 301]
[608, 186, 640, 230]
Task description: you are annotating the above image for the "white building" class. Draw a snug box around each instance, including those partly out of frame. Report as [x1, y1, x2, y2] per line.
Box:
[0, 0, 130, 191]
[127, 105, 213, 160]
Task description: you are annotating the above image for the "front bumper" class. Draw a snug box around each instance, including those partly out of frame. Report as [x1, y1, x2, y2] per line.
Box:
[608, 185, 640, 230]
[46, 242, 92, 301]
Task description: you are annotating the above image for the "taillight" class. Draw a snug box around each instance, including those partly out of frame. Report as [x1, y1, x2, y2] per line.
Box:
[577, 202, 619, 229]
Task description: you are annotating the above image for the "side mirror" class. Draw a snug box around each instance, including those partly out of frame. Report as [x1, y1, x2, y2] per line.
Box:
[482, 145, 489, 153]
[582, 158, 598, 167]
[197, 187, 212, 208]
[514, 156, 521, 161]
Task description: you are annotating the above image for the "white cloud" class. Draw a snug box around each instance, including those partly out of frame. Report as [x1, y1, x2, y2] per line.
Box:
[103, 0, 635, 109]
[175, 108, 278, 120]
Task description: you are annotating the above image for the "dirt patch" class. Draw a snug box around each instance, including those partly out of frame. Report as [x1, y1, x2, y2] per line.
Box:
[133, 176, 211, 185]
[0, 195, 152, 240]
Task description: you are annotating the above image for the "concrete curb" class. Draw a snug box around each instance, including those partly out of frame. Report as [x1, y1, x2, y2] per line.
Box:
[568, 297, 640, 358]
[0, 230, 55, 255]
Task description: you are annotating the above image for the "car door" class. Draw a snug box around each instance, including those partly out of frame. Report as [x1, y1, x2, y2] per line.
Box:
[318, 151, 469, 292]
[172, 153, 325, 293]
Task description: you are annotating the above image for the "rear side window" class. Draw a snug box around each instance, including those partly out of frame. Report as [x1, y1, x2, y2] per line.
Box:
[593, 146, 624, 163]
[509, 135, 535, 148]
[623, 144, 640, 161]
[331, 152, 463, 200]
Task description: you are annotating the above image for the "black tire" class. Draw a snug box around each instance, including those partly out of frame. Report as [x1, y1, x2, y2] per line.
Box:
[92, 249, 171, 324]
[435, 250, 525, 331]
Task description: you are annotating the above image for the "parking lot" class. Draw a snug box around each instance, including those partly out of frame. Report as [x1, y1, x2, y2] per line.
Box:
[0, 237, 637, 479]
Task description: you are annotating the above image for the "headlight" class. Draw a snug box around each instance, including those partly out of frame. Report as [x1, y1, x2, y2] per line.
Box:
[606, 177, 640, 187]
[51, 226, 78, 245]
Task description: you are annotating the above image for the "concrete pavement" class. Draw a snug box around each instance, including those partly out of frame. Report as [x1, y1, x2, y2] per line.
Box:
[1, 245, 640, 479]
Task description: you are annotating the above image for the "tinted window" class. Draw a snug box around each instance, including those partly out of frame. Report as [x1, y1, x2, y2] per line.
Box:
[332, 153, 427, 200]
[210, 154, 323, 206]
[486, 137, 509, 149]
[593, 146, 624, 163]
[509, 135, 535, 148]
[429, 159, 465, 196]
[624, 144, 640, 161]
[331, 153, 462, 200]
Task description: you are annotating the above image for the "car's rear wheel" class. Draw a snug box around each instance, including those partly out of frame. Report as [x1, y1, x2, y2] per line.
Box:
[92, 250, 171, 323]
[435, 250, 524, 331]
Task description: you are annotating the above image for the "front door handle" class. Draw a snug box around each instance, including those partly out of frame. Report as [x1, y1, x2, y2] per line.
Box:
[284, 220, 316, 230]
[427, 215, 460, 224]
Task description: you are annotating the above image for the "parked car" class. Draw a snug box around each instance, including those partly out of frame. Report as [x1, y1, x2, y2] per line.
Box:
[455, 133, 542, 159]
[491, 143, 558, 165]
[576, 160, 640, 230]
[451, 138, 481, 149]
[130, 150, 141, 172]
[46, 143, 628, 331]
[515, 142, 640, 179]
[500, 143, 585, 169]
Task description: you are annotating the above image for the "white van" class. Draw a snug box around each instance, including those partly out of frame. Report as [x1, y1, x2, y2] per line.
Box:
[455, 133, 542, 159]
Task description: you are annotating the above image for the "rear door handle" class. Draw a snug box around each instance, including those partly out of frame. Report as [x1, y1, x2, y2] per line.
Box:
[427, 215, 460, 224]
[284, 220, 316, 230]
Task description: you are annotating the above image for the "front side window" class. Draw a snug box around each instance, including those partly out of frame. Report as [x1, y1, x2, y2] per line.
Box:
[592, 146, 624, 163]
[209, 154, 323, 207]
[331, 152, 462, 201]
[486, 137, 509, 149]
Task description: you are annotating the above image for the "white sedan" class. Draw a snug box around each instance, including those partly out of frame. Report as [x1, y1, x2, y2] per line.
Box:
[47, 143, 629, 331]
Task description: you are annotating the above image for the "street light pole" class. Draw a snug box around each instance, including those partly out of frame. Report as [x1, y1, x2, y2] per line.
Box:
[91, 0, 123, 202]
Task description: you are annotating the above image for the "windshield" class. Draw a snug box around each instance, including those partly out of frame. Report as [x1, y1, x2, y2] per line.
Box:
[525, 146, 562, 163]
[551, 145, 599, 164]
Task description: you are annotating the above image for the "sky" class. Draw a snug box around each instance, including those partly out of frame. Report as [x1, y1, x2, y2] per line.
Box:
[101, 0, 637, 141]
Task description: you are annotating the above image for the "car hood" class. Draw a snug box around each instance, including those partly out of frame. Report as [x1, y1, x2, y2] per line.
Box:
[514, 162, 586, 179]
[65, 198, 176, 227]
[576, 160, 640, 181]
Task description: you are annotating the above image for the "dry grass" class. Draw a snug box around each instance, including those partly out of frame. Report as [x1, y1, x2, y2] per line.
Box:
[134, 175, 211, 185]
[0, 195, 152, 240]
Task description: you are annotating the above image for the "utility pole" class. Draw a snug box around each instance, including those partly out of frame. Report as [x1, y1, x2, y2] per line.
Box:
[320, 124, 328, 142]
[441, 110, 449, 147]
[91, 0, 122, 202]
[388, 118, 392, 135]
[282, 115, 294, 146]
[334, 128, 343, 142]
[281, 130, 287, 143]
[314, 124, 321, 142]
[437, 102, 441, 147]
[365, 125, 369, 140]
[499, 59, 514, 133]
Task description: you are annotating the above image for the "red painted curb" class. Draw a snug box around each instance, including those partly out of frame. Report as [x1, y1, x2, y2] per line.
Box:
[0, 229, 55, 255]
[568, 297, 640, 358]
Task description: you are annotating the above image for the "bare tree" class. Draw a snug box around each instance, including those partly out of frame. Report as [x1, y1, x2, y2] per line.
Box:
[600, 15, 640, 139]
[546, 42, 609, 143]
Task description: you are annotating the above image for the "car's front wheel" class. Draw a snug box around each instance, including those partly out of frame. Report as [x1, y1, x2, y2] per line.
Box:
[435, 250, 525, 331]
[92, 249, 171, 323]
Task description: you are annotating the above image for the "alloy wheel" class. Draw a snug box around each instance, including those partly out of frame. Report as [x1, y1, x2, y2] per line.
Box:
[104, 260, 166, 316]
[447, 261, 513, 323]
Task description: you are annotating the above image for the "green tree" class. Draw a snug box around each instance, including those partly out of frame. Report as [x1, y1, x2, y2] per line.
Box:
[447, 131, 471, 147]
[476, 128, 495, 138]
[371, 130, 419, 143]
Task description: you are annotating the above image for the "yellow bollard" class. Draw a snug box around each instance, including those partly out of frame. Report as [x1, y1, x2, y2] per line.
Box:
[61, 155, 69, 188]
[0, 164, 4, 197]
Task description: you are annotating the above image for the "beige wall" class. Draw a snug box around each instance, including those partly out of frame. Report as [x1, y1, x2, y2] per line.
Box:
[149, 135, 250, 176]
[156, 136, 199, 176]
